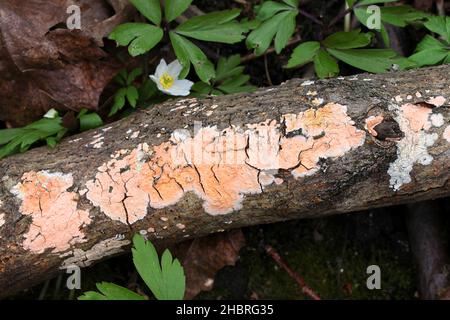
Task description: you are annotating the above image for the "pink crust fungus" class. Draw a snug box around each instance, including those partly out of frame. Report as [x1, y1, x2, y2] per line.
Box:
[427, 96, 446, 107]
[444, 125, 450, 143]
[11, 171, 91, 253]
[86, 103, 365, 220]
[364, 116, 384, 137]
[388, 103, 439, 190]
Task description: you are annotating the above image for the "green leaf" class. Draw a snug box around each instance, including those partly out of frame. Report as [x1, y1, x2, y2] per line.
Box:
[0, 117, 65, 159]
[109, 87, 127, 116]
[416, 34, 447, 51]
[132, 234, 185, 300]
[127, 68, 143, 85]
[379, 6, 427, 27]
[126, 86, 139, 108]
[285, 41, 320, 68]
[160, 250, 186, 300]
[114, 69, 128, 86]
[323, 29, 372, 49]
[175, 9, 247, 44]
[215, 54, 243, 81]
[79, 112, 103, 132]
[165, 0, 192, 23]
[424, 16, 450, 44]
[274, 10, 297, 53]
[169, 32, 215, 83]
[25, 118, 64, 133]
[357, 0, 398, 5]
[246, 10, 293, 56]
[130, 0, 161, 25]
[109, 23, 163, 57]
[314, 50, 339, 79]
[0, 128, 22, 145]
[256, 1, 292, 21]
[78, 291, 108, 300]
[139, 79, 158, 102]
[46, 137, 57, 149]
[78, 282, 146, 300]
[328, 48, 397, 73]
[192, 82, 213, 95]
[282, 0, 299, 8]
[409, 49, 448, 67]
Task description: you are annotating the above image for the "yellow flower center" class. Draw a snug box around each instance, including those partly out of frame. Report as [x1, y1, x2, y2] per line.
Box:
[159, 73, 174, 90]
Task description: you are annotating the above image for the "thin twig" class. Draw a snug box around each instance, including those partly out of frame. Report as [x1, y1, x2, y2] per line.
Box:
[328, 6, 354, 28]
[265, 245, 321, 300]
[298, 9, 323, 26]
[263, 54, 273, 86]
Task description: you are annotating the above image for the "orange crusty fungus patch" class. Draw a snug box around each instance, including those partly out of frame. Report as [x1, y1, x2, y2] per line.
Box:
[86, 103, 365, 220]
[364, 116, 384, 137]
[11, 171, 91, 253]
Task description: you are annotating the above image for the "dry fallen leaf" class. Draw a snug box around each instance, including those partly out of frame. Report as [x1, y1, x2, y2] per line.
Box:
[172, 229, 246, 300]
[0, 0, 134, 126]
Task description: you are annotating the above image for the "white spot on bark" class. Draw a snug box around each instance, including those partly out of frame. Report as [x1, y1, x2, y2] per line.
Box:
[0, 214, 5, 228]
[170, 129, 191, 143]
[130, 131, 140, 139]
[311, 98, 324, 106]
[430, 114, 445, 127]
[301, 80, 314, 86]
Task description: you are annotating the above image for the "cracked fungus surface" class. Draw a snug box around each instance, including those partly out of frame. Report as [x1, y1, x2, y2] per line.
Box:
[11, 171, 91, 253]
[86, 103, 365, 221]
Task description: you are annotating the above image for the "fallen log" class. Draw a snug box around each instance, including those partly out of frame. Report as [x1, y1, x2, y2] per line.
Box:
[0, 65, 449, 298]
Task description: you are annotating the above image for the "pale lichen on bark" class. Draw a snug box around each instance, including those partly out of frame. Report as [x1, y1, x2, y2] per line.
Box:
[60, 236, 130, 268]
[387, 102, 445, 191]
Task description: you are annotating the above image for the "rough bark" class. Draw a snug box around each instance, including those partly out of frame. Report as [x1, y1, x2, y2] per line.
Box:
[0, 65, 450, 298]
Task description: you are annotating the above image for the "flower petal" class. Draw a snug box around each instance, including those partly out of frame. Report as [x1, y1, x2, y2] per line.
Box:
[150, 75, 165, 92]
[166, 59, 183, 78]
[166, 79, 194, 96]
[154, 59, 168, 78]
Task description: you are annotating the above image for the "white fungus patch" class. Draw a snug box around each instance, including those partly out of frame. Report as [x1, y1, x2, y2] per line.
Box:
[170, 129, 191, 143]
[87, 136, 104, 149]
[0, 213, 4, 228]
[301, 80, 314, 86]
[387, 104, 439, 191]
[430, 114, 445, 127]
[311, 98, 324, 106]
[60, 237, 130, 269]
[130, 131, 140, 139]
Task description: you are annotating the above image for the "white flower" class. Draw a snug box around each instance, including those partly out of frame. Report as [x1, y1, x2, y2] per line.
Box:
[43, 108, 59, 119]
[150, 59, 193, 96]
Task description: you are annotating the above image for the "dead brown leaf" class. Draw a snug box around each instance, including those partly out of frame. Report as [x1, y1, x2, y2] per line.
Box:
[172, 230, 246, 300]
[0, 0, 134, 126]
